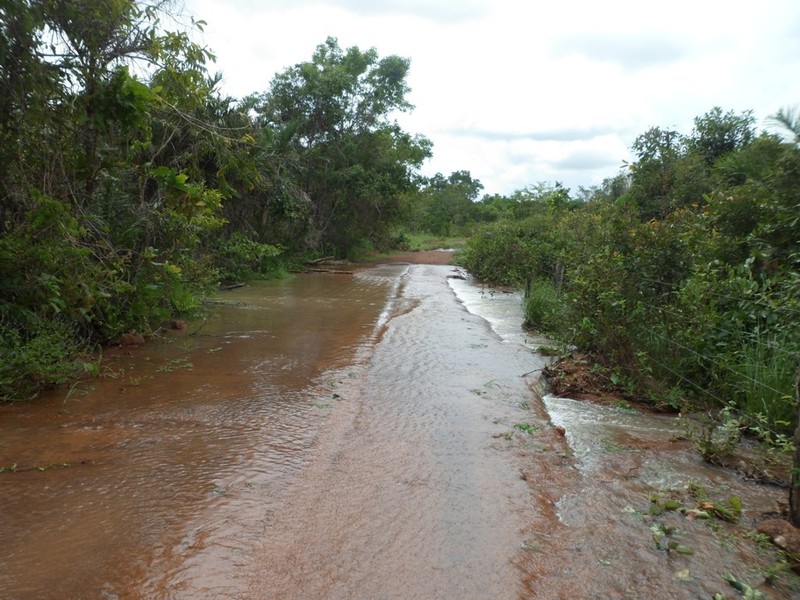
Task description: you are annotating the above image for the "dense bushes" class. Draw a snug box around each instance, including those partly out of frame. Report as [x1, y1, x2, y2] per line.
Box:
[460, 221, 540, 286]
[212, 233, 285, 283]
[460, 109, 800, 436]
[0, 4, 427, 400]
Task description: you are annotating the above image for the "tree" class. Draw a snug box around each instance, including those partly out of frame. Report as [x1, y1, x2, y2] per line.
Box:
[627, 126, 685, 219]
[0, 0, 230, 399]
[255, 37, 430, 256]
[768, 105, 800, 144]
[626, 109, 755, 220]
[417, 171, 483, 236]
[0, 0, 56, 230]
[688, 106, 756, 165]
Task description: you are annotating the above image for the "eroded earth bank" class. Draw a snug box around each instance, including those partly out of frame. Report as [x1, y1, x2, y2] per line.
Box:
[1, 259, 796, 599]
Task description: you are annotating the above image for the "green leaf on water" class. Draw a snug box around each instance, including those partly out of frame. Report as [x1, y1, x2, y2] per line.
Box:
[683, 508, 711, 520]
[662, 499, 681, 511]
[520, 540, 547, 552]
[722, 573, 765, 599]
[667, 540, 694, 555]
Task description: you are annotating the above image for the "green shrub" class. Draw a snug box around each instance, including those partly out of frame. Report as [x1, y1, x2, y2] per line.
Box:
[213, 233, 284, 282]
[524, 279, 566, 336]
[345, 237, 374, 261]
[460, 222, 538, 286]
[0, 318, 89, 401]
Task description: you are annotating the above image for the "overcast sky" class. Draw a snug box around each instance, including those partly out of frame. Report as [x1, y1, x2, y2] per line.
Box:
[183, 0, 800, 196]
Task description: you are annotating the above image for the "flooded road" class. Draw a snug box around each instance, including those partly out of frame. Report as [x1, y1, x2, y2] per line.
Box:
[1, 267, 402, 598]
[240, 265, 564, 599]
[1, 262, 795, 598]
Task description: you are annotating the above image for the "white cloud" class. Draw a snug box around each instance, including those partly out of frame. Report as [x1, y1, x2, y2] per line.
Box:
[550, 33, 690, 71]
[184, 0, 800, 196]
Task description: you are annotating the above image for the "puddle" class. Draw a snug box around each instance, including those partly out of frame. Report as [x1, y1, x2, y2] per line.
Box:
[0, 268, 401, 599]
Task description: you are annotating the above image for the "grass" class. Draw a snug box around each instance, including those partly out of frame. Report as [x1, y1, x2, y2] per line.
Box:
[726, 335, 797, 435]
[514, 423, 538, 434]
[402, 232, 467, 251]
[524, 279, 566, 336]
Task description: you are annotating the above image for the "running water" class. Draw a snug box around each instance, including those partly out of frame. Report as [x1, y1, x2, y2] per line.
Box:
[0, 268, 399, 598]
[451, 275, 795, 599]
[242, 264, 560, 599]
[0, 263, 794, 599]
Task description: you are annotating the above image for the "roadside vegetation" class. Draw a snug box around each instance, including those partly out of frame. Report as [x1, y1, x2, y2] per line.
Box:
[1, 1, 436, 400]
[459, 108, 799, 442]
[457, 107, 800, 527]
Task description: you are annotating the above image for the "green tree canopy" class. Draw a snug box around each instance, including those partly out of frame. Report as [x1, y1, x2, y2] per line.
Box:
[255, 37, 430, 255]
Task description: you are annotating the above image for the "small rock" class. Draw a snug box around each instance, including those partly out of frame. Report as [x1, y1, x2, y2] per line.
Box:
[555, 426, 566, 437]
[756, 518, 800, 571]
[119, 332, 145, 346]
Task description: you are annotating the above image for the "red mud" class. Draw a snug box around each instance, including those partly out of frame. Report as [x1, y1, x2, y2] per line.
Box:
[375, 249, 455, 265]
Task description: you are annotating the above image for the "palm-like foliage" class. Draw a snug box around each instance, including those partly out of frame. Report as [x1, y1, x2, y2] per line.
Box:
[768, 105, 800, 143]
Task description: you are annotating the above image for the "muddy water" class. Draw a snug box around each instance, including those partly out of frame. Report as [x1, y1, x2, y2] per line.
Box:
[452, 282, 796, 598]
[242, 265, 561, 599]
[0, 268, 402, 599]
[0, 264, 560, 599]
[532, 394, 789, 599]
[1, 264, 794, 599]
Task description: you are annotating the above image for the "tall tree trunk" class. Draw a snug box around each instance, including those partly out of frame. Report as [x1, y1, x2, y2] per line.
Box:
[790, 366, 800, 526]
[553, 261, 565, 295]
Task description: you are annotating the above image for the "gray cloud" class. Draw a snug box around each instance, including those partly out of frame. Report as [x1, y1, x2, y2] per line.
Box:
[240, 0, 487, 23]
[446, 125, 625, 143]
[547, 149, 624, 171]
[551, 33, 689, 71]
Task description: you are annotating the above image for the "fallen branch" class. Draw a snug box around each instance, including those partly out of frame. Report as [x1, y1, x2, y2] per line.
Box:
[305, 268, 354, 275]
[308, 256, 335, 265]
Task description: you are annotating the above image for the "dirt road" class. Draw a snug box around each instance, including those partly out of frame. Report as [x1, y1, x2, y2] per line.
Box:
[240, 263, 572, 599]
[240, 262, 795, 599]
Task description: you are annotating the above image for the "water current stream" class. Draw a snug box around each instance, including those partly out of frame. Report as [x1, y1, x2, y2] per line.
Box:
[0, 262, 794, 599]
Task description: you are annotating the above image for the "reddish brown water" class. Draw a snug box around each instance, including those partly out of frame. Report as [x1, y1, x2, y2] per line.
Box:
[1, 264, 796, 599]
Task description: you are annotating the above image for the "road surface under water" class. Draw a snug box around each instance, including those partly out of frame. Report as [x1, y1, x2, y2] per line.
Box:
[0, 262, 795, 599]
